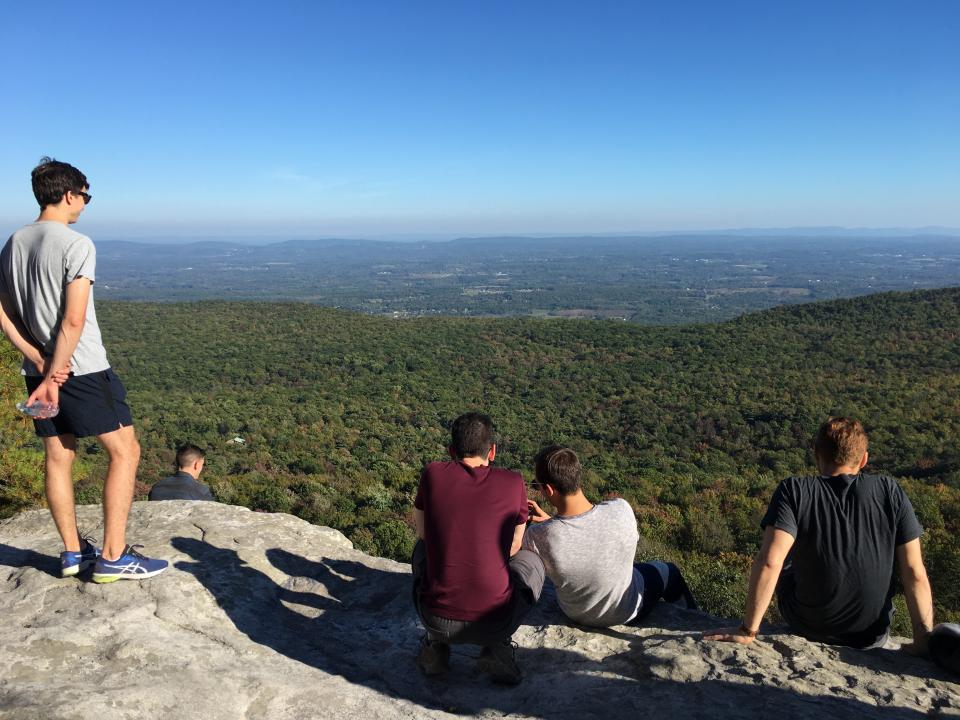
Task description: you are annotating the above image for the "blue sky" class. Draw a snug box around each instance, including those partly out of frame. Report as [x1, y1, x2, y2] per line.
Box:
[1, 1, 958, 239]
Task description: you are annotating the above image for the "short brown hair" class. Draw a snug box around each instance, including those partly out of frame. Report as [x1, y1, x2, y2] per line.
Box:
[450, 412, 496, 459]
[813, 417, 868, 468]
[32, 157, 88, 209]
[533, 445, 582, 495]
[176, 443, 205, 469]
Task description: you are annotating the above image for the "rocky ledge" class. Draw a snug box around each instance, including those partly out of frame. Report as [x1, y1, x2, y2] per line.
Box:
[1, 502, 957, 719]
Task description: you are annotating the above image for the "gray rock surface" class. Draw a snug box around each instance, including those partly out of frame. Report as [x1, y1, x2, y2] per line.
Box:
[1, 501, 957, 719]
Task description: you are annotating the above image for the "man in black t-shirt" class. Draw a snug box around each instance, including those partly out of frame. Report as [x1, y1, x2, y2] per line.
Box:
[705, 417, 934, 652]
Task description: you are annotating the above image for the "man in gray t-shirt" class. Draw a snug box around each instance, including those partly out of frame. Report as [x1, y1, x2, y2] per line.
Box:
[0, 158, 166, 582]
[523, 446, 695, 627]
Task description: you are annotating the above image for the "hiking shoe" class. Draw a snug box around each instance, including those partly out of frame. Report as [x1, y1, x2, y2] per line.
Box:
[92, 545, 168, 583]
[60, 537, 99, 577]
[417, 635, 450, 676]
[477, 641, 522, 685]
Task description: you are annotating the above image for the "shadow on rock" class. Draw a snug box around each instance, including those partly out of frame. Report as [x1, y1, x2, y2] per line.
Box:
[171, 537, 936, 719]
[835, 643, 954, 684]
[0, 542, 61, 577]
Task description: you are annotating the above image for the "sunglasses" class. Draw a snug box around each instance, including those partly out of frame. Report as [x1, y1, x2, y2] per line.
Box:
[73, 190, 92, 204]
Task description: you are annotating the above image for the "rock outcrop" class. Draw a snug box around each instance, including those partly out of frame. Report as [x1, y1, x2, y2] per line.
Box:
[1, 502, 957, 719]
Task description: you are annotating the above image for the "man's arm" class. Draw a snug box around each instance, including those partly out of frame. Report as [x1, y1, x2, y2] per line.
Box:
[26, 278, 90, 406]
[703, 526, 796, 644]
[528, 499, 551, 523]
[896, 538, 934, 655]
[414, 508, 425, 540]
[0, 290, 44, 369]
[510, 522, 526, 557]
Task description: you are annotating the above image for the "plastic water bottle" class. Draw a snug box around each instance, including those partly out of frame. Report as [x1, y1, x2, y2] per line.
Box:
[16, 401, 60, 419]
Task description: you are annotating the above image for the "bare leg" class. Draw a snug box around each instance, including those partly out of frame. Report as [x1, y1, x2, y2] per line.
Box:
[98, 425, 141, 561]
[44, 434, 79, 552]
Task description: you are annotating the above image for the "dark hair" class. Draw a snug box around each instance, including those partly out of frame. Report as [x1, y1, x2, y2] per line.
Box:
[176, 443, 206, 469]
[450, 412, 496, 459]
[533, 445, 582, 495]
[31, 157, 88, 209]
[813, 417, 868, 468]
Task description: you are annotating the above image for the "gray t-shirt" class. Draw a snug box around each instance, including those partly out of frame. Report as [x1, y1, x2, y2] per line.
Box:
[522, 498, 643, 626]
[0, 221, 110, 376]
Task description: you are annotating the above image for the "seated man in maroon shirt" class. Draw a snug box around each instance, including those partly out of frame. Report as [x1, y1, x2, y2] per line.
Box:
[412, 412, 545, 684]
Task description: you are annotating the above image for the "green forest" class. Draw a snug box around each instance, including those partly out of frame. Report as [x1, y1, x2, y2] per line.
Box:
[2, 287, 959, 634]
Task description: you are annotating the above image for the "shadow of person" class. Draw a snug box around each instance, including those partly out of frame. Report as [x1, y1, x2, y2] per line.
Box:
[0, 542, 62, 577]
[171, 537, 937, 719]
[174, 536, 524, 712]
[264, 547, 407, 614]
[834, 642, 954, 684]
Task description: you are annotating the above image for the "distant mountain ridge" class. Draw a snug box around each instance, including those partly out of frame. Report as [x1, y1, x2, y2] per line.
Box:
[95, 226, 960, 245]
[93, 234, 960, 324]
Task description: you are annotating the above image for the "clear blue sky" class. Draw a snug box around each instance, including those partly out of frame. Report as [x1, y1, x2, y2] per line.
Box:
[1, 1, 958, 239]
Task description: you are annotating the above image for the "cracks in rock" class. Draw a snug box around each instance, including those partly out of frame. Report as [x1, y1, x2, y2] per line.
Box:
[191, 523, 207, 542]
[150, 605, 240, 654]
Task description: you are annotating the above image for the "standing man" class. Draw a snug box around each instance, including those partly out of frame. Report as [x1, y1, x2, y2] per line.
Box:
[149, 444, 214, 501]
[412, 412, 544, 685]
[705, 417, 934, 651]
[0, 157, 167, 582]
[524, 445, 696, 627]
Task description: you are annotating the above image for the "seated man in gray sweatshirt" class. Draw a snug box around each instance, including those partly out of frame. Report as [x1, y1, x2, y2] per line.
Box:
[149, 444, 214, 501]
[524, 445, 695, 627]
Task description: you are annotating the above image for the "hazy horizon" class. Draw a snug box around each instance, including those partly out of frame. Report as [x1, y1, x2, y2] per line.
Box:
[86, 226, 960, 246]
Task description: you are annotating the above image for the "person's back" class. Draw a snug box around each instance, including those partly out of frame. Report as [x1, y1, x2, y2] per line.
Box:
[767, 471, 919, 646]
[523, 446, 695, 627]
[1, 222, 108, 377]
[524, 498, 641, 626]
[149, 443, 213, 502]
[705, 417, 933, 653]
[149, 472, 214, 501]
[411, 412, 544, 685]
[417, 459, 525, 620]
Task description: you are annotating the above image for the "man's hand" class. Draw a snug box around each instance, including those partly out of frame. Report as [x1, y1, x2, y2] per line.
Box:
[528, 499, 551, 523]
[702, 626, 757, 645]
[902, 631, 930, 658]
[27, 378, 59, 409]
[36, 357, 72, 386]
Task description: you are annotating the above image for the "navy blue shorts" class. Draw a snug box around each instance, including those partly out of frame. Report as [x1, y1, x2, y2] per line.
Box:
[25, 368, 134, 439]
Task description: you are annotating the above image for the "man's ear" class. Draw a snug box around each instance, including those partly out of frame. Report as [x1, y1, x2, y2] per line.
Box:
[859, 451, 869, 470]
[488, 444, 497, 463]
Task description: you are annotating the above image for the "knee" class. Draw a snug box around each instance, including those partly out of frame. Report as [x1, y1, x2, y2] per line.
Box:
[109, 432, 140, 464]
[125, 435, 141, 463]
[509, 550, 546, 600]
[45, 445, 76, 466]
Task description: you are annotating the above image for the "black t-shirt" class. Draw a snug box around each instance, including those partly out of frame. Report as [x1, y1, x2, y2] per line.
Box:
[761, 473, 922, 646]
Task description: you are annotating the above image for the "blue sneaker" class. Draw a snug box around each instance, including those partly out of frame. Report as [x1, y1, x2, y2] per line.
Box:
[60, 537, 100, 577]
[92, 545, 168, 583]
